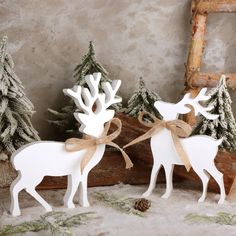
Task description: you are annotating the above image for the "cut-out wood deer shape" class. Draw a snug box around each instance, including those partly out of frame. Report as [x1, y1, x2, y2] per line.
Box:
[125, 88, 225, 204]
[10, 72, 127, 216]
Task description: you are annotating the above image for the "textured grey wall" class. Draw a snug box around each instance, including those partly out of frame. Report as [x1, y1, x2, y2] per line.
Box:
[1, 0, 236, 139]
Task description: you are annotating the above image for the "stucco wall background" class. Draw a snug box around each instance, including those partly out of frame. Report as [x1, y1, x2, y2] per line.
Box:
[0, 0, 236, 139]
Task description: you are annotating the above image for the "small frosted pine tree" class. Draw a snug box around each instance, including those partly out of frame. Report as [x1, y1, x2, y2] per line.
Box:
[48, 41, 122, 134]
[0, 36, 40, 159]
[192, 75, 236, 153]
[125, 77, 162, 120]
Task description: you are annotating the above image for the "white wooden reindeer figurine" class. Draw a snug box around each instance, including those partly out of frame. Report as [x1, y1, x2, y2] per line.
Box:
[140, 88, 225, 204]
[10, 72, 122, 216]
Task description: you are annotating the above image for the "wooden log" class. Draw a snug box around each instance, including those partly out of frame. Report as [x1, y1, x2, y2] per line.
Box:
[191, 72, 236, 89]
[192, 0, 236, 14]
[228, 176, 236, 199]
[174, 150, 236, 194]
[37, 113, 169, 190]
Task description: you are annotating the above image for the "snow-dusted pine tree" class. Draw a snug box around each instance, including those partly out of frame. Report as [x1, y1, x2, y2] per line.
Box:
[125, 77, 162, 120]
[0, 36, 40, 159]
[192, 75, 236, 153]
[48, 41, 122, 134]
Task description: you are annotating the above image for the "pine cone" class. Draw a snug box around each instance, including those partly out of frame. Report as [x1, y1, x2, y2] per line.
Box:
[134, 198, 151, 212]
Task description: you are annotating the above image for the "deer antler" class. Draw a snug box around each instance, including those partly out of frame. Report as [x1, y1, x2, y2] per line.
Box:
[95, 80, 122, 113]
[178, 88, 218, 120]
[63, 73, 100, 115]
[63, 72, 122, 136]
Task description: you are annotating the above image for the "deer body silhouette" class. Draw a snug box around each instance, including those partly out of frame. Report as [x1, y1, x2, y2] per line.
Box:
[10, 73, 122, 216]
[142, 88, 225, 204]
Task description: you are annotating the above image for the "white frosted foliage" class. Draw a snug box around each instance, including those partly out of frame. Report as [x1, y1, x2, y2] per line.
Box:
[125, 77, 162, 120]
[192, 75, 236, 153]
[0, 36, 39, 155]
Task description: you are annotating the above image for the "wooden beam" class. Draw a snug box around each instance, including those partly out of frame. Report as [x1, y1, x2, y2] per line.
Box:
[185, 14, 207, 77]
[191, 72, 236, 89]
[192, 0, 236, 13]
[184, 13, 207, 125]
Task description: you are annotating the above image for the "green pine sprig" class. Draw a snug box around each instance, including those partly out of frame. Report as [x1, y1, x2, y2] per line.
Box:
[125, 77, 162, 121]
[185, 212, 236, 225]
[0, 211, 96, 236]
[93, 192, 144, 217]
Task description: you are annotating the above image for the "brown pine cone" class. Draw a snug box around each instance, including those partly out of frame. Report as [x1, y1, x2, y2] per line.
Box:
[134, 198, 151, 212]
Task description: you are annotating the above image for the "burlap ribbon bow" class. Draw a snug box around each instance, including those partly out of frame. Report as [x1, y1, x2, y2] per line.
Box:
[65, 118, 133, 173]
[124, 112, 192, 172]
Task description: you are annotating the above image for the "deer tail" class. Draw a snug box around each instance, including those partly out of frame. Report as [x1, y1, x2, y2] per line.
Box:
[215, 138, 223, 146]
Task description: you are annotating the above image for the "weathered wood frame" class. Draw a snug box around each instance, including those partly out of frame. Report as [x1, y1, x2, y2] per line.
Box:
[184, 0, 236, 125]
[183, 0, 236, 196]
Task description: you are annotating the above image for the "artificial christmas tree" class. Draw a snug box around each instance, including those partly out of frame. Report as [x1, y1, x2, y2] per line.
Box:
[0, 36, 40, 187]
[0, 36, 40, 157]
[125, 77, 162, 120]
[48, 41, 122, 134]
[192, 75, 236, 153]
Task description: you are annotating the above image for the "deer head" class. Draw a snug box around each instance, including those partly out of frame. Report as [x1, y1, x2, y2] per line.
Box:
[63, 73, 122, 137]
[154, 88, 218, 121]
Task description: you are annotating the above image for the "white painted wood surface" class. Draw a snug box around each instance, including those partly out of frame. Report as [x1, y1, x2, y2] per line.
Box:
[142, 88, 226, 204]
[10, 73, 122, 216]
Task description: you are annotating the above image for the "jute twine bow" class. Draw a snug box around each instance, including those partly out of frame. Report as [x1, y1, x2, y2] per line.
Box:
[65, 118, 133, 173]
[123, 112, 192, 172]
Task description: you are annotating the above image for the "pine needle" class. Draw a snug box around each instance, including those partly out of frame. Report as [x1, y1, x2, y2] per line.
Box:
[0, 211, 96, 236]
[93, 192, 144, 217]
[185, 212, 236, 225]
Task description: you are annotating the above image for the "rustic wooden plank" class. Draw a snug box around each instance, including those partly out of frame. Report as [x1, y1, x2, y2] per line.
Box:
[192, 0, 236, 13]
[191, 72, 236, 89]
[228, 176, 236, 199]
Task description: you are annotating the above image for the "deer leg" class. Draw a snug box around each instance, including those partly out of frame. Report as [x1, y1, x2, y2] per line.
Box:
[23, 174, 52, 212]
[63, 174, 81, 208]
[26, 188, 52, 212]
[194, 169, 210, 203]
[142, 162, 162, 198]
[161, 164, 174, 199]
[78, 174, 90, 207]
[10, 174, 25, 216]
[206, 164, 225, 204]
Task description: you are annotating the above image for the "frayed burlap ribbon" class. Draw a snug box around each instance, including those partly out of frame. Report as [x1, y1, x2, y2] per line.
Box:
[65, 118, 133, 173]
[124, 112, 192, 172]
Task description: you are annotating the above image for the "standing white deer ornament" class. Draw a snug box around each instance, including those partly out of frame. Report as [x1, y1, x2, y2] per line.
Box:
[10, 72, 133, 216]
[124, 88, 225, 204]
